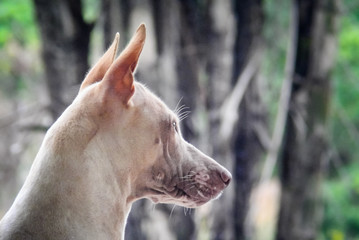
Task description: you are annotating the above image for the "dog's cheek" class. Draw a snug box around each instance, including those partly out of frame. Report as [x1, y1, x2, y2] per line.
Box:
[153, 169, 165, 183]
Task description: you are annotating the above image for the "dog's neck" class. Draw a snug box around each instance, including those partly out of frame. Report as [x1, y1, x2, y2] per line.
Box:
[3, 104, 132, 240]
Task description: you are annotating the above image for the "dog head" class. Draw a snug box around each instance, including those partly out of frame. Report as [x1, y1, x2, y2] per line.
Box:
[77, 24, 231, 208]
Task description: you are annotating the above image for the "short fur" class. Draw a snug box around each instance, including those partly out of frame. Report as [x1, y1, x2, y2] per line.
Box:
[0, 24, 231, 240]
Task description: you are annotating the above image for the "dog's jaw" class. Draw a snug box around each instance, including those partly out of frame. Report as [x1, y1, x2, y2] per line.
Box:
[144, 159, 231, 208]
[143, 167, 231, 208]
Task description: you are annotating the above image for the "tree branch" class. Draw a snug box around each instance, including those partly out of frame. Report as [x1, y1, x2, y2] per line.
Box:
[260, 0, 299, 183]
[218, 49, 261, 143]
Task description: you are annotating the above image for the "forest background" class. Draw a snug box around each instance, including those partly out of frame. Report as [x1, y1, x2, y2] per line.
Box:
[0, 0, 358, 240]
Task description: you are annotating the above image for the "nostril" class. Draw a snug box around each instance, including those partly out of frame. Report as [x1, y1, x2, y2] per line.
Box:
[221, 170, 232, 185]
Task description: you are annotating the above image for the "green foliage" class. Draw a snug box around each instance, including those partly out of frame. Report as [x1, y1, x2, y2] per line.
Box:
[0, 0, 38, 47]
[82, 0, 100, 23]
[339, 24, 359, 65]
[330, 1, 359, 158]
[262, 0, 290, 130]
[264, 1, 359, 239]
[322, 1, 359, 239]
[322, 164, 359, 240]
[0, 0, 39, 97]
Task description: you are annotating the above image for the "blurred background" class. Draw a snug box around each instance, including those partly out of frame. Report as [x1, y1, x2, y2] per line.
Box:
[0, 0, 358, 239]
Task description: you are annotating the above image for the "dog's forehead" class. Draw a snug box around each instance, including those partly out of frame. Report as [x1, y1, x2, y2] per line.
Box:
[134, 82, 176, 119]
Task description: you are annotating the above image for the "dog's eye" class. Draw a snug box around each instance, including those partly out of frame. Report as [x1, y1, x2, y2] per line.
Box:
[172, 121, 178, 132]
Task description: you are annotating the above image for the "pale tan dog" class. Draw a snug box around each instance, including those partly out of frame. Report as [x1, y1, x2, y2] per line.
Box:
[0, 24, 231, 240]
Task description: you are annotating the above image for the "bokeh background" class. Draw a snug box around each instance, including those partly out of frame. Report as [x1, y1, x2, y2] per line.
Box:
[0, 0, 358, 239]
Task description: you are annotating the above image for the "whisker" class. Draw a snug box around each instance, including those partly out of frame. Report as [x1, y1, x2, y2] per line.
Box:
[197, 190, 206, 199]
[180, 175, 195, 180]
[178, 111, 191, 122]
[178, 110, 191, 118]
[184, 207, 189, 216]
[175, 103, 189, 113]
[186, 184, 197, 190]
[189, 170, 197, 175]
[151, 203, 157, 212]
[179, 174, 195, 179]
[174, 105, 186, 115]
[169, 204, 176, 220]
[178, 179, 194, 184]
[179, 177, 193, 180]
[179, 179, 193, 184]
[174, 97, 184, 113]
[175, 105, 190, 116]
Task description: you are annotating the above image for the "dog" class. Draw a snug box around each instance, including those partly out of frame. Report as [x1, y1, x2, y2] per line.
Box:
[0, 24, 231, 240]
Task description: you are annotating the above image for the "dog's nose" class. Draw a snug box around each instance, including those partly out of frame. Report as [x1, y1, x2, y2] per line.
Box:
[221, 170, 232, 185]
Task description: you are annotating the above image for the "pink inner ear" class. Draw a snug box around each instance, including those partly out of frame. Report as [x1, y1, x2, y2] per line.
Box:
[100, 24, 146, 104]
[124, 72, 134, 87]
[130, 62, 138, 73]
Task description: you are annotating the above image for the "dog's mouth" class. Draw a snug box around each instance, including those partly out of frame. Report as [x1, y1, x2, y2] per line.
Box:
[148, 186, 216, 208]
[148, 170, 229, 208]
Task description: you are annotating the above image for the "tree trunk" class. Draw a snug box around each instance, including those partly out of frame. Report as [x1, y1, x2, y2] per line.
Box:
[231, 1, 266, 240]
[204, 0, 236, 239]
[276, 0, 340, 239]
[32, 0, 93, 120]
[175, 0, 206, 143]
[102, 0, 132, 48]
[207, 0, 266, 239]
[150, 0, 180, 108]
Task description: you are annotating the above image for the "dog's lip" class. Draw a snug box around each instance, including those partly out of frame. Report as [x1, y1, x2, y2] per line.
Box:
[174, 182, 222, 206]
[147, 185, 204, 207]
[148, 176, 224, 207]
[172, 186, 211, 207]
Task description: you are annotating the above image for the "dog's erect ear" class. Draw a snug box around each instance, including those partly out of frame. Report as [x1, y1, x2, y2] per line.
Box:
[79, 33, 120, 92]
[102, 24, 146, 104]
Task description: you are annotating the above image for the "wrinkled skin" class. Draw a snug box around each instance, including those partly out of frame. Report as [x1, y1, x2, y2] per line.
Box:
[122, 83, 232, 208]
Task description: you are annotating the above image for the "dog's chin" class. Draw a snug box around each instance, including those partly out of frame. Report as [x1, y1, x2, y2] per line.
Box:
[147, 185, 223, 208]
